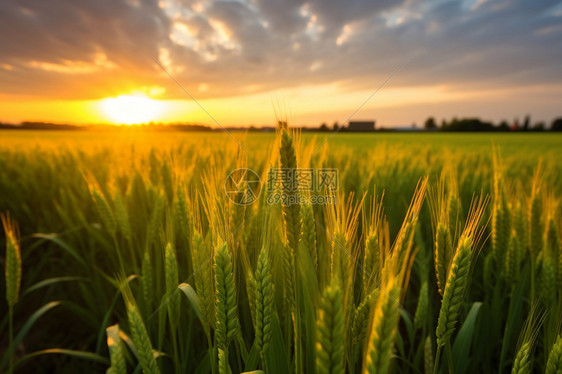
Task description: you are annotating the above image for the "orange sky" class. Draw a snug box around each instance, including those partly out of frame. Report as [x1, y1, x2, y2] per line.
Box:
[2, 83, 561, 128]
[1, 0, 561, 127]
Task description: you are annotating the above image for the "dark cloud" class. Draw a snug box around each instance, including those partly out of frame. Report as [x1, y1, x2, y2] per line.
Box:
[0, 0, 168, 67]
[0, 0, 170, 98]
[251, 0, 307, 34]
[0, 0, 561, 100]
[309, 0, 404, 34]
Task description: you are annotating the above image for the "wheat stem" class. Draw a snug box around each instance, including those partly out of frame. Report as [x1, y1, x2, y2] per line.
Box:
[8, 306, 14, 374]
[424, 336, 433, 374]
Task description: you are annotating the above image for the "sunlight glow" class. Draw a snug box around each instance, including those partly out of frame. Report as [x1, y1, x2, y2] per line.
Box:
[99, 94, 165, 125]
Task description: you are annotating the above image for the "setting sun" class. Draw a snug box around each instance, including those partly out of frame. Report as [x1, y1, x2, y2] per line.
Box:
[99, 94, 165, 125]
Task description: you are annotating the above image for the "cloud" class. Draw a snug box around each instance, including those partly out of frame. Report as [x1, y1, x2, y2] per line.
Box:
[0, 0, 561, 102]
[0, 0, 170, 98]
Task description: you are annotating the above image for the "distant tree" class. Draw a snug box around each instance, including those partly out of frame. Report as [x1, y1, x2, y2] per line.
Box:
[532, 122, 545, 131]
[523, 115, 531, 130]
[551, 118, 562, 131]
[442, 117, 495, 132]
[451, 117, 459, 128]
[498, 121, 510, 131]
[319, 123, 329, 131]
[504, 120, 517, 131]
[333, 122, 340, 131]
[424, 117, 437, 130]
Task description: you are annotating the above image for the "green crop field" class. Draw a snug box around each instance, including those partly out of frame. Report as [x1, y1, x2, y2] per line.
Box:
[1, 129, 561, 373]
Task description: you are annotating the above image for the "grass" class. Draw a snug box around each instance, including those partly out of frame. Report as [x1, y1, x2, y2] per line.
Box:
[0, 129, 561, 373]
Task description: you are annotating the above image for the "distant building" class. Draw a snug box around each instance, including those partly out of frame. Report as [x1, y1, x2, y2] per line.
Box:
[348, 120, 375, 132]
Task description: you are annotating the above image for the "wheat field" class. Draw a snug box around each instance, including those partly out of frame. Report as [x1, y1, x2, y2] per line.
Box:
[1, 129, 561, 373]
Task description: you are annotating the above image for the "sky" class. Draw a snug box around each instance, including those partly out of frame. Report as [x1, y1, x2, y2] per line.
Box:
[0, 0, 561, 127]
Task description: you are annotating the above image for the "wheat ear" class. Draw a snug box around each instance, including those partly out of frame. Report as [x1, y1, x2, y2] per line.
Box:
[2, 213, 21, 374]
[106, 324, 126, 374]
[545, 335, 562, 374]
[113, 191, 132, 243]
[280, 130, 301, 253]
[316, 281, 345, 374]
[147, 192, 164, 249]
[214, 243, 239, 351]
[414, 281, 429, 330]
[254, 247, 275, 357]
[434, 222, 452, 296]
[119, 275, 160, 374]
[511, 342, 532, 374]
[436, 236, 472, 347]
[141, 248, 154, 312]
[164, 242, 180, 328]
[302, 204, 318, 270]
[192, 231, 215, 330]
[492, 187, 510, 272]
[352, 289, 379, 344]
[539, 253, 557, 305]
[363, 232, 380, 296]
[2, 213, 21, 308]
[92, 187, 117, 236]
[363, 281, 401, 374]
[529, 192, 543, 256]
[505, 231, 522, 286]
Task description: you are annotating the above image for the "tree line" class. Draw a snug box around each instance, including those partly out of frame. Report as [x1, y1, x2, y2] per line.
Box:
[424, 115, 562, 132]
